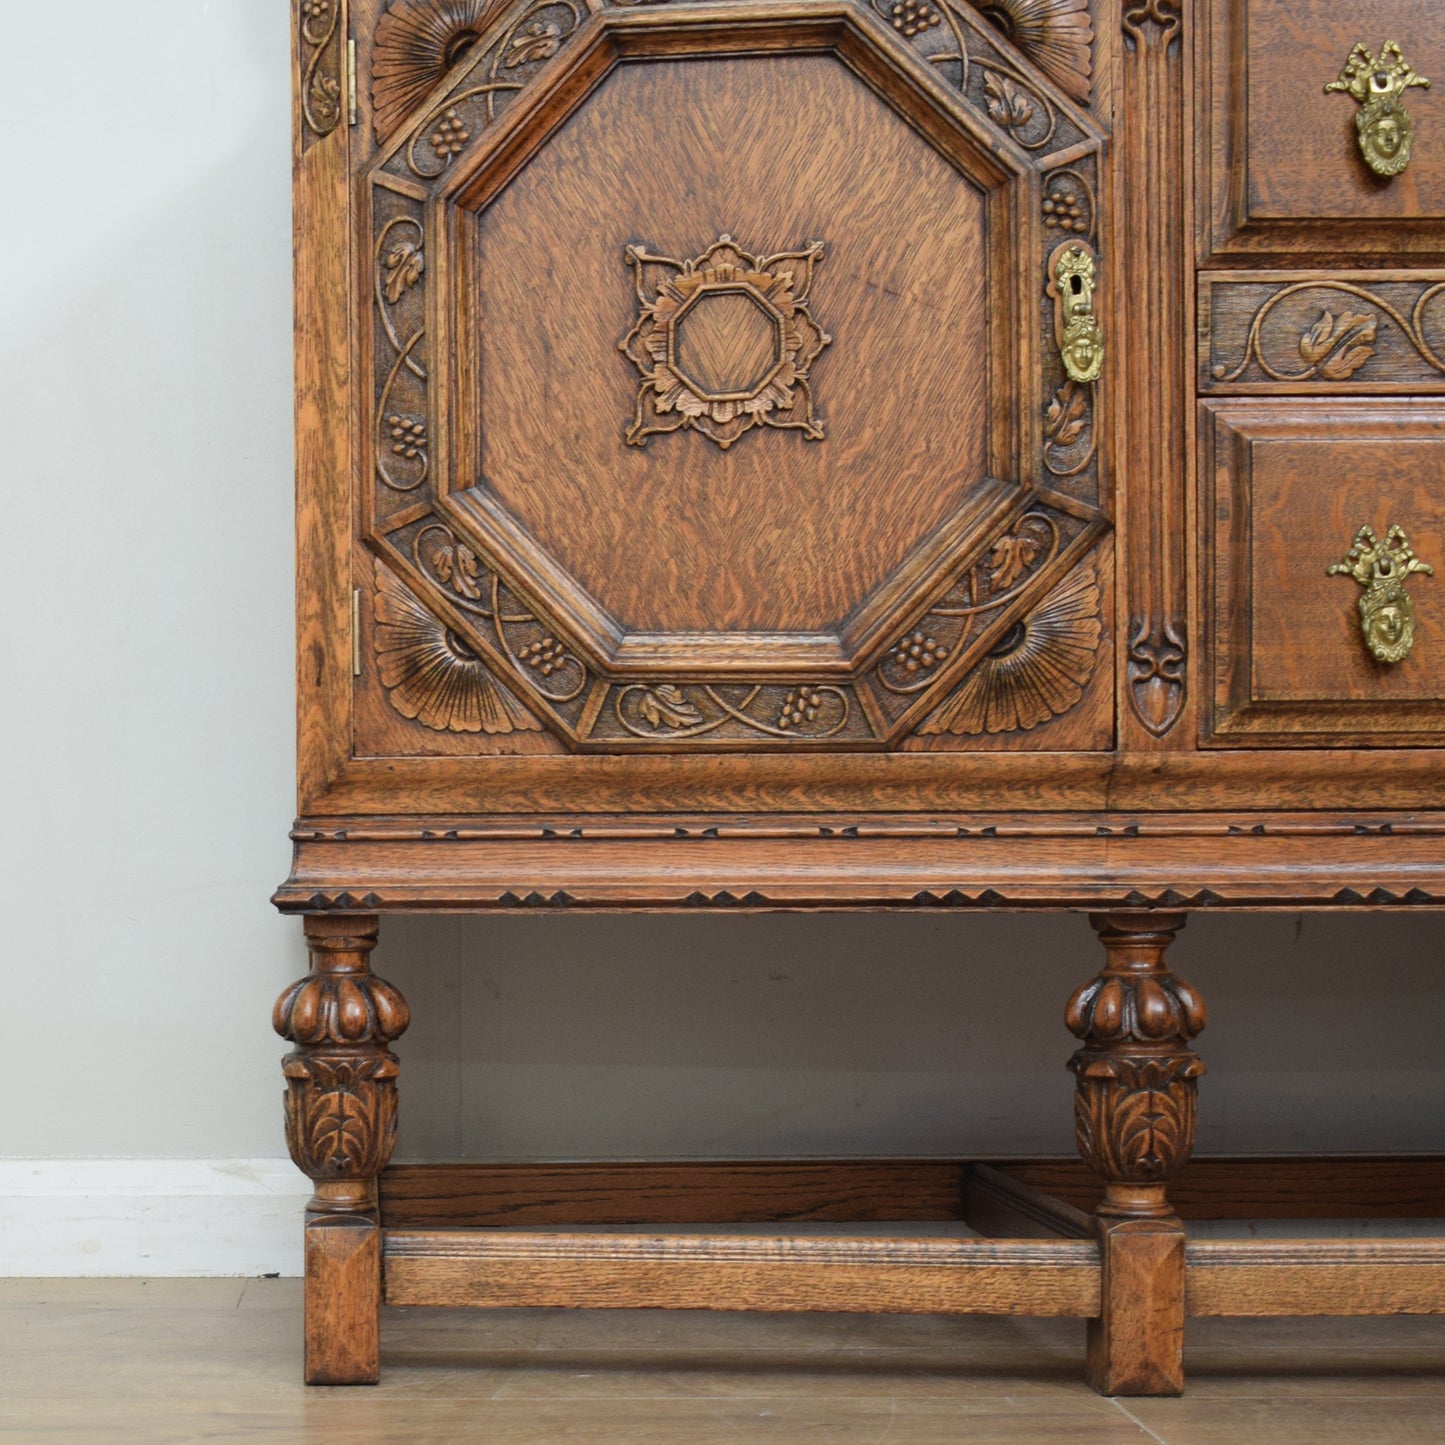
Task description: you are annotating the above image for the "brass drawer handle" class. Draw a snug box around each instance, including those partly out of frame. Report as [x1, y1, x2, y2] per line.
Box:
[1325, 41, 1431, 177]
[1051, 242, 1103, 385]
[1329, 524, 1434, 663]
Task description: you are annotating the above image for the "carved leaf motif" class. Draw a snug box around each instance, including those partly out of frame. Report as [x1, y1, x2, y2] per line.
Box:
[1298, 309, 1377, 379]
[311, 1073, 377, 1172]
[1045, 381, 1089, 448]
[639, 684, 703, 730]
[282, 1055, 399, 1181]
[433, 540, 482, 600]
[990, 533, 1043, 590]
[1298, 312, 1336, 365]
[1113, 1081, 1181, 1174]
[506, 20, 560, 66]
[383, 240, 425, 304]
[984, 73, 1033, 129]
[309, 71, 342, 128]
[1321, 342, 1377, 382]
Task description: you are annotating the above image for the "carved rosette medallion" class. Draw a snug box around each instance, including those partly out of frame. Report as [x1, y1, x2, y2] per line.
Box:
[1068, 916, 1206, 1216]
[619, 237, 831, 450]
[274, 922, 411, 1211]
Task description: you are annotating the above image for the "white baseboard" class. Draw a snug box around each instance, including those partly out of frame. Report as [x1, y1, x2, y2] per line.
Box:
[0, 1159, 310, 1277]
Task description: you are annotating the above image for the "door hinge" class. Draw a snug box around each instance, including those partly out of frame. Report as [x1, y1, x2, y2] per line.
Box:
[353, 588, 363, 676]
[348, 38, 358, 128]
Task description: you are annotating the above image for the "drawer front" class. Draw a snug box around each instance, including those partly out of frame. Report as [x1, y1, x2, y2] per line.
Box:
[1203, 400, 1445, 744]
[1203, 0, 1445, 260]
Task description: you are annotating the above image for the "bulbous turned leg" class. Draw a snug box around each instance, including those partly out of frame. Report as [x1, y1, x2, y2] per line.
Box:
[274, 915, 409, 1385]
[1067, 912, 1206, 1398]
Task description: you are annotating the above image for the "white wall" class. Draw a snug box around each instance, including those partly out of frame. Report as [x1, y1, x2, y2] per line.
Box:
[1, 1, 1442, 1271]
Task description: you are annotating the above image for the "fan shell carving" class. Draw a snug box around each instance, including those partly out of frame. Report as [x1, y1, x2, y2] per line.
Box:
[974, 0, 1094, 104]
[374, 561, 544, 734]
[920, 559, 1102, 735]
[372, 0, 510, 143]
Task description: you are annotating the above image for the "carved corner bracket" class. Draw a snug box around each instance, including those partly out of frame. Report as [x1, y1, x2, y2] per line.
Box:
[919, 557, 1103, 736]
[965, 0, 1094, 105]
[374, 560, 545, 734]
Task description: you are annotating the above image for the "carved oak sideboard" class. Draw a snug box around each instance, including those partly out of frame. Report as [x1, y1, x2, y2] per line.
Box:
[276, 0, 1445, 1396]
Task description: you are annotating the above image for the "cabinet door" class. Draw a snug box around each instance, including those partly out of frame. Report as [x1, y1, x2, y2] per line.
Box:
[357, 1, 1112, 764]
[1202, 400, 1445, 744]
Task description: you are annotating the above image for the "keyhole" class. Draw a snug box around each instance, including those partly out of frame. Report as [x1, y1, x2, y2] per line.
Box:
[1071, 275, 1084, 295]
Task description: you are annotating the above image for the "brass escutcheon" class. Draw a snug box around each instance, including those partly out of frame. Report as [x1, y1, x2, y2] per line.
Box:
[1325, 41, 1432, 177]
[1328, 524, 1434, 664]
[1050, 242, 1103, 385]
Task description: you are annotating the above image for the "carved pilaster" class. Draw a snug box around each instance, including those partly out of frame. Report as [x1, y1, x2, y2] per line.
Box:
[274, 916, 410, 1213]
[1118, 0, 1188, 740]
[1067, 912, 1205, 1219]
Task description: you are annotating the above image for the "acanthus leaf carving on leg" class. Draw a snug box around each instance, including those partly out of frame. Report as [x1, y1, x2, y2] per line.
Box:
[275, 917, 410, 1214]
[282, 1054, 401, 1186]
[1067, 914, 1205, 1219]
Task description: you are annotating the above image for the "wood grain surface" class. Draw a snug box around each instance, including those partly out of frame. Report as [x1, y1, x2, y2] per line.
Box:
[378, 1156, 1445, 1227]
[470, 54, 995, 637]
[1185, 1238, 1445, 1316]
[382, 1229, 1103, 1315]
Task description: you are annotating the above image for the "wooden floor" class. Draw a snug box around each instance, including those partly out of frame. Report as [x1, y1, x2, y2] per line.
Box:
[2, 1279, 1444, 1443]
